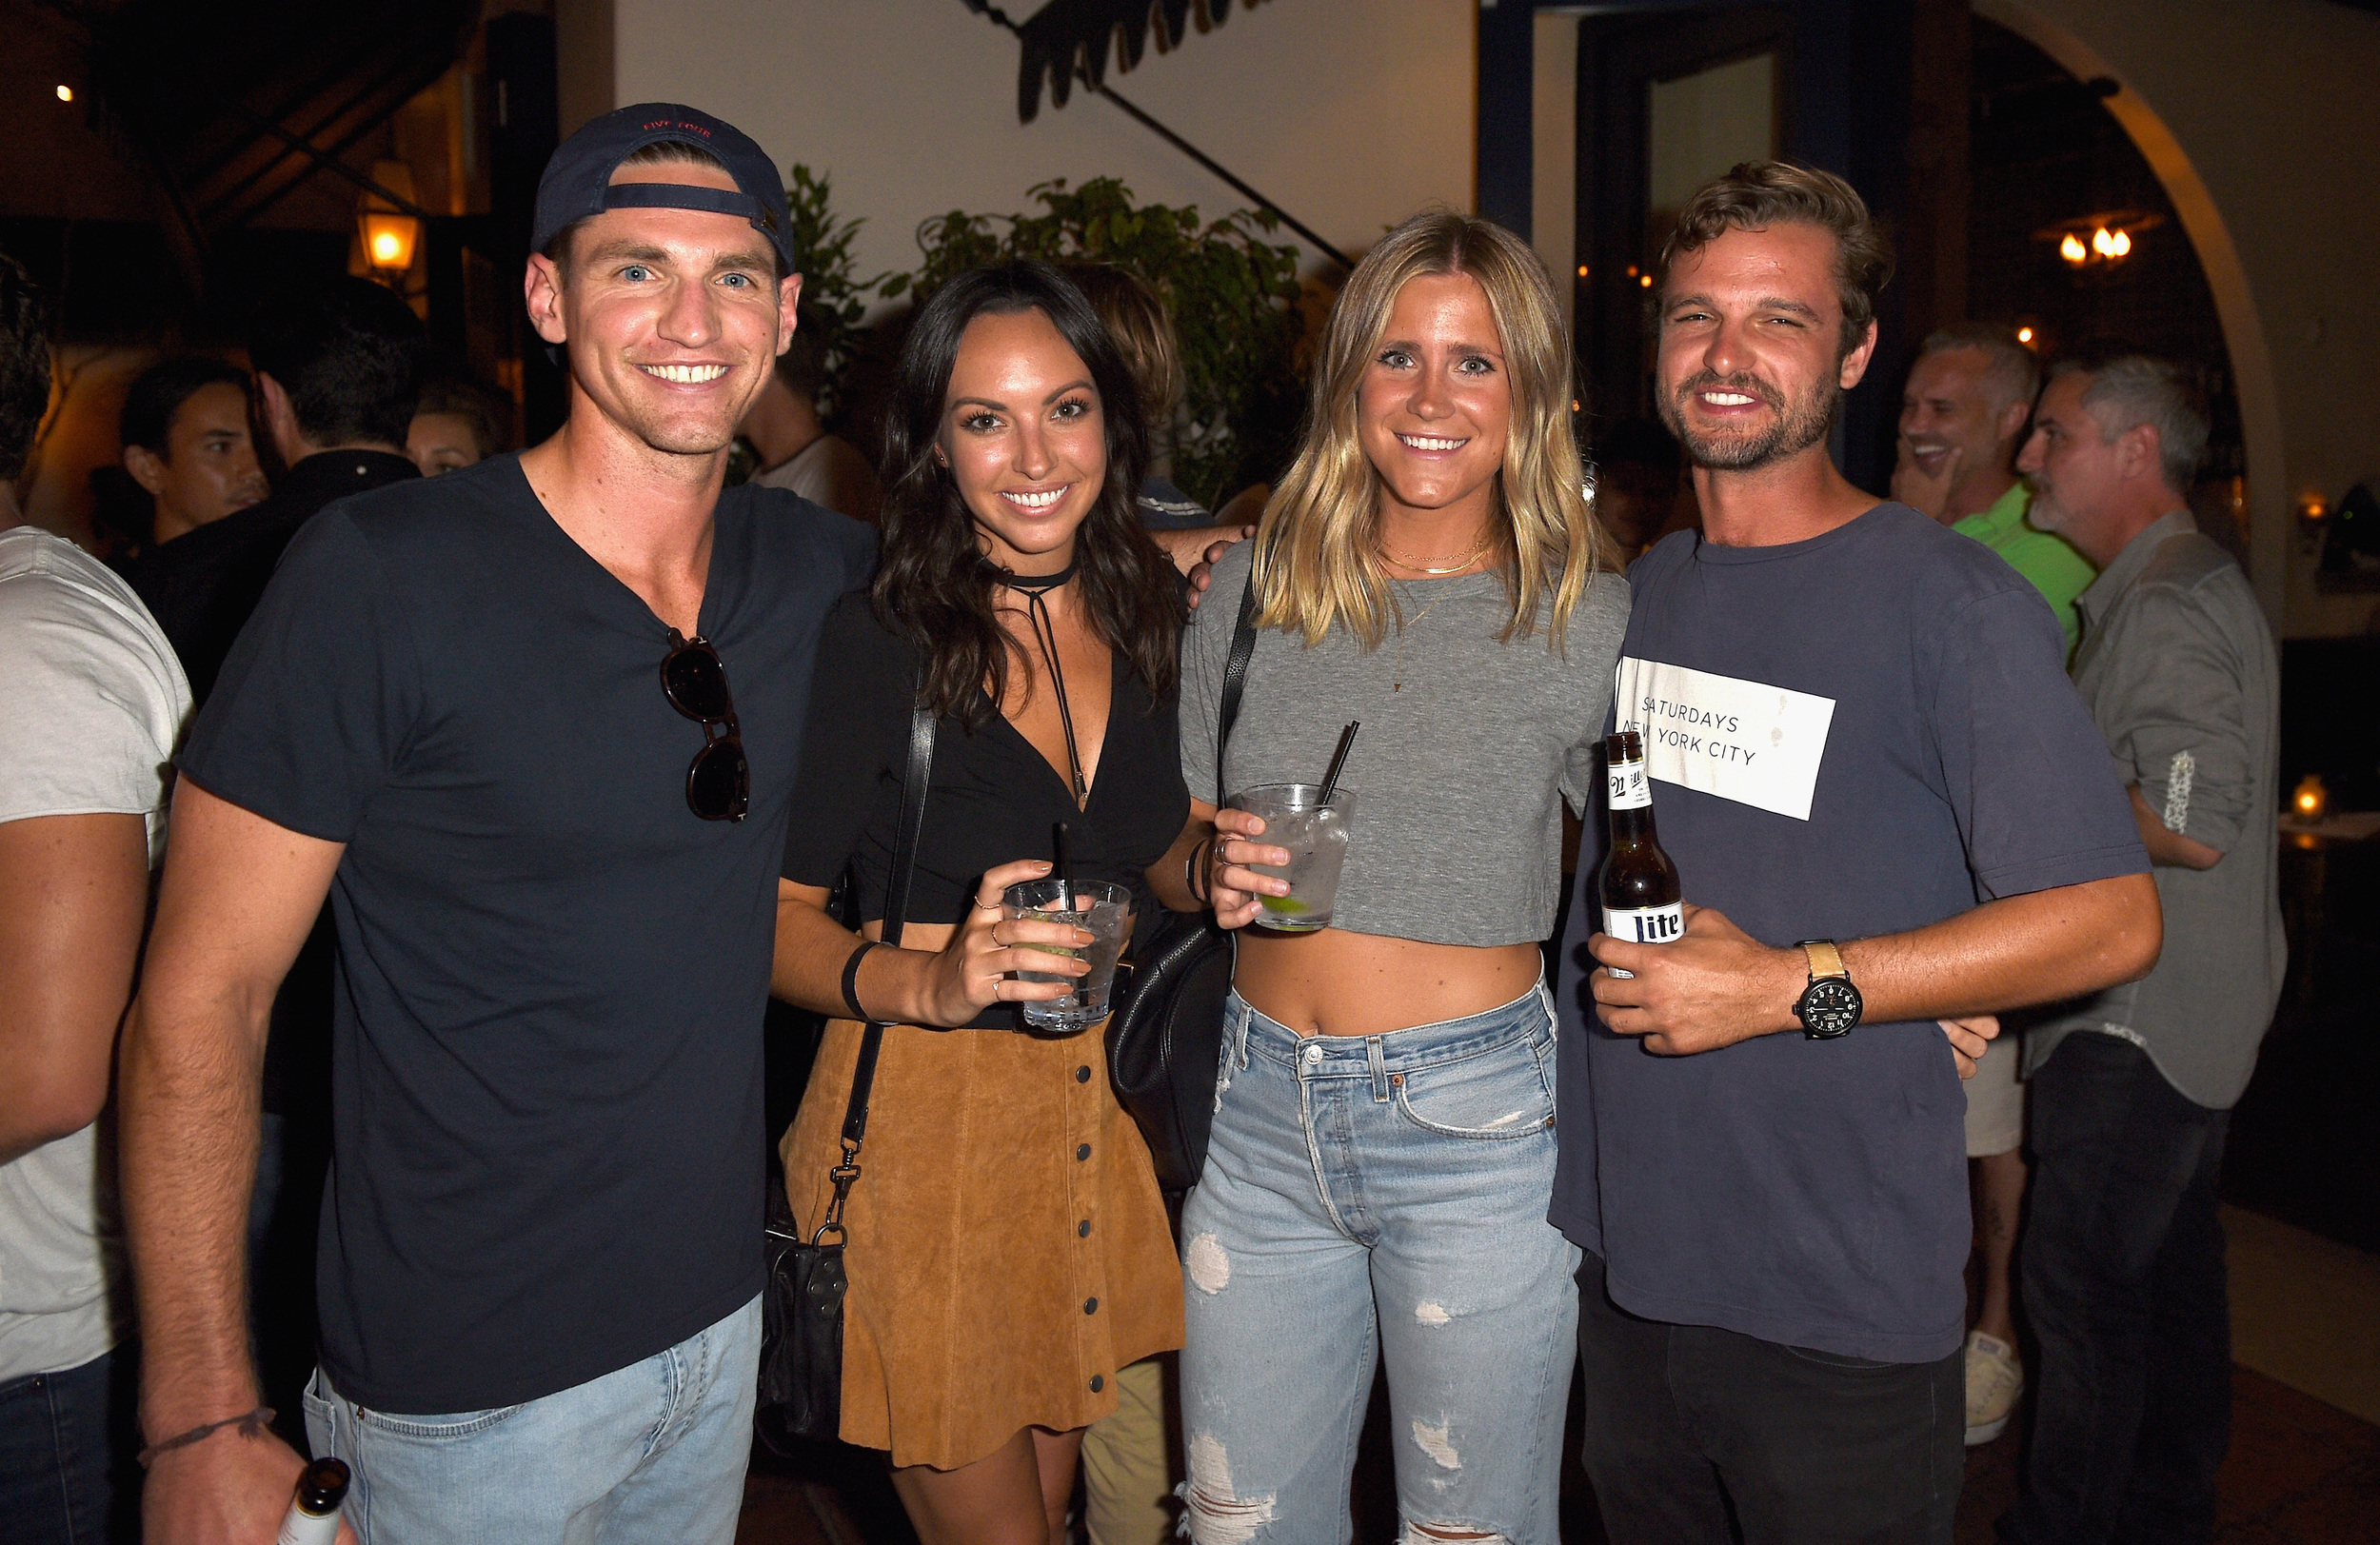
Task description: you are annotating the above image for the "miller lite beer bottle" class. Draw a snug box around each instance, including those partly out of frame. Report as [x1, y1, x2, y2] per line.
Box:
[1597, 730, 1682, 977]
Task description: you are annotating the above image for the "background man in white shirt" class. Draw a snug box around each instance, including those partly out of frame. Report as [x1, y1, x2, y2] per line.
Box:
[0, 248, 193, 1545]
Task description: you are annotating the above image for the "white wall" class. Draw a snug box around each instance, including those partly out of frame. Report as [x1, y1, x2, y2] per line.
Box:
[1986, 0, 2380, 638]
[605, 0, 1476, 286]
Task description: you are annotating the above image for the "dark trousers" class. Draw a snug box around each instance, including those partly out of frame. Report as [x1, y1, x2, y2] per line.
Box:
[1575, 1252, 1963, 1544]
[0, 1346, 139, 1545]
[2003, 1033, 2232, 1545]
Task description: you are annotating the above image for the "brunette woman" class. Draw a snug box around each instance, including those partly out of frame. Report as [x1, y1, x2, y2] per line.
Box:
[771, 264, 1192, 1545]
[1148, 212, 1629, 1545]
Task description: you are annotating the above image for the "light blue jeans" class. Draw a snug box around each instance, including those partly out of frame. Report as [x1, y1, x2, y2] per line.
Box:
[1179, 983, 1580, 1545]
[301, 1295, 760, 1545]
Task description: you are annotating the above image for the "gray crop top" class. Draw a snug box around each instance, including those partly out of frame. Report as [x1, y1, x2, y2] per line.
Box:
[1180, 540, 1630, 945]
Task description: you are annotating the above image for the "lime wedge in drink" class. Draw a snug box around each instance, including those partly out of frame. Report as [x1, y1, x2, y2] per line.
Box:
[1016, 908, 1084, 958]
[1259, 896, 1309, 916]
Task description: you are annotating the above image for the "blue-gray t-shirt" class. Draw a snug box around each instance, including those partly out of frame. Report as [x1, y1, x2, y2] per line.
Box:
[179, 454, 875, 1412]
[1551, 503, 2145, 1362]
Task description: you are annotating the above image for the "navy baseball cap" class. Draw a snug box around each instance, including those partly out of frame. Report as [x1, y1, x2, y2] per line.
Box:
[531, 104, 795, 275]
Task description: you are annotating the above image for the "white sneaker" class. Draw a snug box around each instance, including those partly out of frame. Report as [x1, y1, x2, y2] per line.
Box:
[1964, 1330, 2024, 1445]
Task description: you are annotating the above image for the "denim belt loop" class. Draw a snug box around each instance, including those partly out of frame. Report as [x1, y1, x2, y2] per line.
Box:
[1216, 995, 1254, 1110]
[1366, 1037, 1390, 1102]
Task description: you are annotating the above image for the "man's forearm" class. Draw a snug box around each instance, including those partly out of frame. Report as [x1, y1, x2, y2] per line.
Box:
[0, 813, 152, 1164]
[1842, 872, 2162, 1025]
[1592, 874, 2162, 1056]
[118, 981, 272, 1438]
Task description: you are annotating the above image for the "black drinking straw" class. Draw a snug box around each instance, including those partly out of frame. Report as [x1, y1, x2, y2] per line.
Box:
[1318, 721, 1360, 802]
[1052, 820, 1076, 911]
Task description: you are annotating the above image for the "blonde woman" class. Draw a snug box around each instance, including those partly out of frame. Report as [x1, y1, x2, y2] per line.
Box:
[1146, 211, 1627, 1544]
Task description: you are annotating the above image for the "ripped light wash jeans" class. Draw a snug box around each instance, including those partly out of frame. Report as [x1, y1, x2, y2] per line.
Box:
[1179, 982, 1580, 1545]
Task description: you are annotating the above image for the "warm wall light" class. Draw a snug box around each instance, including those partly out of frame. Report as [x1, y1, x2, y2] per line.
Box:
[361, 211, 419, 272]
[55, 85, 72, 102]
[2016, 326, 2035, 345]
[1577, 265, 1589, 278]
[1638, 273, 1652, 288]
[2060, 232, 2089, 265]
[2292, 775, 2330, 822]
[357, 159, 422, 281]
[2091, 227, 2131, 259]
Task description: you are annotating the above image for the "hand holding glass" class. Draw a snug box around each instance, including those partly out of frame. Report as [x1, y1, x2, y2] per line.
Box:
[1224, 784, 1355, 932]
[1002, 878, 1132, 1033]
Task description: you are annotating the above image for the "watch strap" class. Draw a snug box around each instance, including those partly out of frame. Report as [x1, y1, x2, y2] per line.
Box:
[1799, 939, 1848, 981]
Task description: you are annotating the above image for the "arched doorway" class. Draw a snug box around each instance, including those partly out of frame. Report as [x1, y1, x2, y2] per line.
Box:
[1974, 0, 2285, 618]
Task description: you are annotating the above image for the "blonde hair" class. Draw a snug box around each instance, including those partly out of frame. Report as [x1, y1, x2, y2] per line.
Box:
[1254, 210, 1607, 650]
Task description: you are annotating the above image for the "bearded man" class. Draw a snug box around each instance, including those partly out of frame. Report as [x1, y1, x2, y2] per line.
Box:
[1553, 162, 2162, 1544]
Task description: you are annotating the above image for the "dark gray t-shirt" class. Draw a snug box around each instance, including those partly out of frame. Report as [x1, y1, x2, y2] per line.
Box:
[1552, 505, 2145, 1362]
[1182, 540, 1629, 944]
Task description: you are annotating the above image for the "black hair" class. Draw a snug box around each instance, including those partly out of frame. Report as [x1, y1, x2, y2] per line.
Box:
[876, 262, 1180, 726]
[772, 301, 829, 403]
[248, 277, 428, 450]
[121, 356, 252, 456]
[0, 249, 53, 484]
[413, 374, 512, 459]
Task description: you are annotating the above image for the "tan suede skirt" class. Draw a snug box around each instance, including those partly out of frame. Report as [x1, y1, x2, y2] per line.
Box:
[780, 1016, 1184, 1471]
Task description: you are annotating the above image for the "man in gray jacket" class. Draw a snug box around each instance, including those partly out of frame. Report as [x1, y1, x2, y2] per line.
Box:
[2004, 354, 2283, 1544]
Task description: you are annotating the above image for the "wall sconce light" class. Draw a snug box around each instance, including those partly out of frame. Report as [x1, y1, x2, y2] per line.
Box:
[2043, 210, 2161, 269]
[2292, 774, 2329, 822]
[2015, 325, 2036, 347]
[361, 212, 419, 272]
[55, 84, 73, 103]
[358, 160, 423, 282]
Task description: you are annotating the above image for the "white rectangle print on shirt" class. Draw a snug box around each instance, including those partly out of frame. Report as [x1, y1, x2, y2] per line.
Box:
[1614, 657, 1837, 822]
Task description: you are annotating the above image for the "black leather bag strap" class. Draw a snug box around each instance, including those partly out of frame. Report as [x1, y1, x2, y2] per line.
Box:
[1212, 563, 1263, 803]
[814, 696, 936, 1243]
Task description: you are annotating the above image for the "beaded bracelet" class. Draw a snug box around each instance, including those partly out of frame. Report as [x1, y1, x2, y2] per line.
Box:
[1186, 837, 1213, 905]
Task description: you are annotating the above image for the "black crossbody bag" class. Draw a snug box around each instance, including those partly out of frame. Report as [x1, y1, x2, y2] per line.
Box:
[1104, 568, 1262, 1195]
[756, 698, 937, 1453]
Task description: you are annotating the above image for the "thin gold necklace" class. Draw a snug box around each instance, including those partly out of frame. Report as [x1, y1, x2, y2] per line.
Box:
[1388, 581, 1461, 693]
[1378, 525, 1494, 576]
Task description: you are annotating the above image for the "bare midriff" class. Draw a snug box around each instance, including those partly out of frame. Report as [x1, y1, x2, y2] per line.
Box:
[1234, 930, 1543, 1038]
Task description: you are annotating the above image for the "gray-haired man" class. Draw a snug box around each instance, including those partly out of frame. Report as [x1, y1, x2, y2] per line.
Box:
[2004, 355, 2283, 1543]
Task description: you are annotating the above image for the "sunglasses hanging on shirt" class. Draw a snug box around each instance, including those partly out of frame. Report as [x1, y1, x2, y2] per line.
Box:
[662, 629, 750, 822]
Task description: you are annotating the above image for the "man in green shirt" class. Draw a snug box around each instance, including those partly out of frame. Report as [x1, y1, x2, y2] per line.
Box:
[1894, 325, 2097, 659]
[1889, 322, 2098, 1448]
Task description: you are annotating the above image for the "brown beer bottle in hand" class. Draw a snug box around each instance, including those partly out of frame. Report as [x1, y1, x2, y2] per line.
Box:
[1597, 730, 1681, 977]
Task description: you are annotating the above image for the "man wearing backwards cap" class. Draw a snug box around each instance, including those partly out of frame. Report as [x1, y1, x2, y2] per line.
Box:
[122, 105, 873, 1543]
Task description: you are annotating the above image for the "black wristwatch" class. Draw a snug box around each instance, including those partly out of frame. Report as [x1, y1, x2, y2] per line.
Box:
[1793, 940, 1862, 1039]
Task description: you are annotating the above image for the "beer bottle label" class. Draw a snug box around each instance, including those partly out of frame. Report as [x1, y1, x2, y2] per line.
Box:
[1607, 759, 1652, 810]
[1602, 902, 1684, 979]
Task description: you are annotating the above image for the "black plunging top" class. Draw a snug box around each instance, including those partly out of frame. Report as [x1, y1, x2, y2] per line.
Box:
[783, 589, 1191, 941]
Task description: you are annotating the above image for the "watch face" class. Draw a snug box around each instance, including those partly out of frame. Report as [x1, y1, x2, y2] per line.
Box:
[1799, 977, 1862, 1038]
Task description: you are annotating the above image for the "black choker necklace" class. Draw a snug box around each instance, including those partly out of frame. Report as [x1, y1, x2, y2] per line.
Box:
[991, 552, 1081, 594]
[992, 552, 1088, 805]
